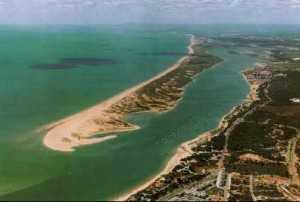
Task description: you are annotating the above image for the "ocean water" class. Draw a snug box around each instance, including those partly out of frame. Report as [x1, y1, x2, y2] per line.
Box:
[0, 25, 295, 200]
[0, 25, 189, 199]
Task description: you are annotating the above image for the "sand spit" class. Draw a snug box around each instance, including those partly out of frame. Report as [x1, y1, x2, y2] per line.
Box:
[43, 35, 196, 152]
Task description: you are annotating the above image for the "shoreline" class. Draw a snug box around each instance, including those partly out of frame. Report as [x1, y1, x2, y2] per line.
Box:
[114, 132, 211, 201]
[114, 69, 256, 201]
[43, 34, 197, 152]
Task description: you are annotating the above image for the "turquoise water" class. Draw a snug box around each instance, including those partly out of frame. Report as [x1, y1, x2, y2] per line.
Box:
[0, 25, 287, 200]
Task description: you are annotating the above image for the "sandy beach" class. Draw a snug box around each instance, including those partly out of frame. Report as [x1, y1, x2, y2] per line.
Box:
[43, 34, 196, 152]
[114, 132, 211, 201]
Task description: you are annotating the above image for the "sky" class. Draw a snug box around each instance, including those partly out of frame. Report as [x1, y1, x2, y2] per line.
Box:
[0, 0, 300, 25]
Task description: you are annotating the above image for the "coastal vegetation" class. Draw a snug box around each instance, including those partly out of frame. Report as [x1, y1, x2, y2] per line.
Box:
[125, 35, 300, 201]
[109, 51, 222, 114]
[43, 36, 223, 152]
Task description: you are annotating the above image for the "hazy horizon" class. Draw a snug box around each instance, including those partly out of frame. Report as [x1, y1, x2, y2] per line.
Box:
[0, 0, 300, 25]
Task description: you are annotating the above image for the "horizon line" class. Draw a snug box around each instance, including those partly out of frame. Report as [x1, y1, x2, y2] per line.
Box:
[0, 23, 300, 26]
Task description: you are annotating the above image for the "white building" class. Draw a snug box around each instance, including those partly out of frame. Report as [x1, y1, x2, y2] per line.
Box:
[290, 98, 300, 103]
[216, 168, 226, 188]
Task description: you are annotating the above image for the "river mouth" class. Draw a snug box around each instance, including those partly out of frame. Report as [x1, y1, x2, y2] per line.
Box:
[0, 26, 263, 201]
